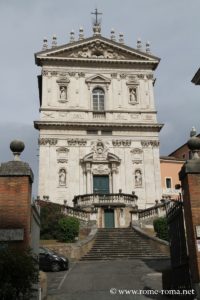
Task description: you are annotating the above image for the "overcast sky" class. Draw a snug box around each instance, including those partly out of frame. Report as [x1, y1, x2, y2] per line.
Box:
[0, 0, 200, 196]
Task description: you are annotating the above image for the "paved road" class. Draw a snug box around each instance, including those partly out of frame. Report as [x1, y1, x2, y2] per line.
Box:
[46, 259, 182, 300]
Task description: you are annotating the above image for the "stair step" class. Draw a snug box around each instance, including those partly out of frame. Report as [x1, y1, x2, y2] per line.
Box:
[80, 228, 169, 261]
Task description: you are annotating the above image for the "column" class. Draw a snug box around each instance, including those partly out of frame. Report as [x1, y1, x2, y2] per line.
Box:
[86, 163, 91, 194]
[111, 163, 117, 193]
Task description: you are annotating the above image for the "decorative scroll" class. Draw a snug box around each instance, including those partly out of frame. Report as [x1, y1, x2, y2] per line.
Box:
[131, 148, 143, 155]
[141, 140, 160, 148]
[67, 139, 87, 146]
[112, 140, 131, 147]
[38, 138, 58, 145]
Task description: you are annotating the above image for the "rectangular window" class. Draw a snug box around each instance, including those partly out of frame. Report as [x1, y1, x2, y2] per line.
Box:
[87, 130, 98, 135]
[166, 178, 172, 189]
[99, 95, 104, 110]
[93, 95, 99, 111]
[101, 130, 112, 135]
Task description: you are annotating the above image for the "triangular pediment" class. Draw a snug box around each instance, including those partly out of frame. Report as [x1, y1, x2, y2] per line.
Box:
[35, 36, 160, 67]
[85, 74, 111, 84]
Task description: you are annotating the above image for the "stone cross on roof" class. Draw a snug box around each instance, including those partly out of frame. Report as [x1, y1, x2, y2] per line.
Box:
[91, 8, 102, 26]
[91, 8, 102, 36]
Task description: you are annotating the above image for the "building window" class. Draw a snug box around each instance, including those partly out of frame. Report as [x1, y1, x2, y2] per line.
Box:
[87, 130, 98, 135]
[101, 130, 112, 135]
[93, 88, 105, 111]
[166, 178, 172, 189]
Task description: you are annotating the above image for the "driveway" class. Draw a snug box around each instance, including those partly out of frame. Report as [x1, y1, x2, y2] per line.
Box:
[45, 259, 182, 300]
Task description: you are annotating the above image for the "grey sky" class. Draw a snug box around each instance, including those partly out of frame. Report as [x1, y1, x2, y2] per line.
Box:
[0, 0, 199, 196]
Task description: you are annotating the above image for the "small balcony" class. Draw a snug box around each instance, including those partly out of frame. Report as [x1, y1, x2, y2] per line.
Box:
[92, 111, 106, 119]
[73, 193, 138, 209]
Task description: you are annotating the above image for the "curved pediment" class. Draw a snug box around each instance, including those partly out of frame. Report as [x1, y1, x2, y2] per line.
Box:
[81, 151, 121, 163]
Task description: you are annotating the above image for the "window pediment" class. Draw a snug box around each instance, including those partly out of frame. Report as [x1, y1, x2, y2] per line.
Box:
[85, 74, 111, 91]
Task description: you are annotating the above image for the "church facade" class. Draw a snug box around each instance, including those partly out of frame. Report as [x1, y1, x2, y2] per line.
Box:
[34, 18, 163, 228]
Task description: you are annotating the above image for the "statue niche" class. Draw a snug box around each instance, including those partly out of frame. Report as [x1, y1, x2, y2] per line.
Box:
[59, 168, 67, 186]
[59, 86, 67, 101]
[57, 75, 70, 103]
[135, 169, 142, 187]
[129, 87, 138, 104]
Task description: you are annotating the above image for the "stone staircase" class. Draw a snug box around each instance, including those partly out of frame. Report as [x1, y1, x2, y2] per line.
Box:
[81, 228, 169, 261]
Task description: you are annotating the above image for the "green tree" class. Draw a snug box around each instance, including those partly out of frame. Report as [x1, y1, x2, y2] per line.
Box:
[0, 247, 38, 300]
[57, 217, 80, 242]
[40, 203, 64, 239]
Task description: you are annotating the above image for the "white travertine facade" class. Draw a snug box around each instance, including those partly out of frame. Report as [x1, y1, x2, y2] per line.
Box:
[35, 23, 163, 228]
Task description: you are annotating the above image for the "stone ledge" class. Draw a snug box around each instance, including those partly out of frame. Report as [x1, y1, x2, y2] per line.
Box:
[0, 161, 34, 182]
[40, 227, 98, 261]
[132, 225, 169, 246]
[179, 159, 200, 180]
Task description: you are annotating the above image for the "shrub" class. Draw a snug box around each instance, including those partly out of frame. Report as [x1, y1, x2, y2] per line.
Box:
[40, 203, 64, 239]
[153, 217, 169, 241]
[0, 247, 39, 300]
[57, 217, 80, 242]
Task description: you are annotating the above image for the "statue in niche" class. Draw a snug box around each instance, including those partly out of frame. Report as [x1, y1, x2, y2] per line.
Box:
[135, 169, 142, 187]
[60, 86, 67, 100]
[129, 88, 137, 104]
[59, 169, 66, 186]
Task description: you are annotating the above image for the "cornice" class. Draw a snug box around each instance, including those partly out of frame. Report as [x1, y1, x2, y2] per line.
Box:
[37, 56, 158, 66]
[34, 120, 163, 132]
[39, 107, 158, 114]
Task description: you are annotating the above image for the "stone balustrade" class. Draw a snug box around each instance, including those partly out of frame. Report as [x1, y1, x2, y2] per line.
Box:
[73, 193, 138, 209]
[62, 205, 90, 221]
[138, 201, 172, 220]
[36, 199, 90, 222]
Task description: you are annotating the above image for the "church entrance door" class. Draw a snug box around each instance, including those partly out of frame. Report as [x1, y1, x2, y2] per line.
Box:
[104, 209, 115, 228]
[93, 175, 109, 194]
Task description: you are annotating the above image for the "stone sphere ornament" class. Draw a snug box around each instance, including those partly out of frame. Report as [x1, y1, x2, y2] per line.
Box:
[10, 140, 25, 160]
[188, 136, 200, 151]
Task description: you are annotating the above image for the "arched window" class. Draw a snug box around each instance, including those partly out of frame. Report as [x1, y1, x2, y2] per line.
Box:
[92, 88, 105, 111]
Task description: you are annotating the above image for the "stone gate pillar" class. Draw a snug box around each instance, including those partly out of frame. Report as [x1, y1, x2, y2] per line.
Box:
[179, 129, 200, 298]
[0, 140, 34, 250]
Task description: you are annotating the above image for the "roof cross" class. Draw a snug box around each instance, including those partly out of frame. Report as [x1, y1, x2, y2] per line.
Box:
[91, 8, 102, 25]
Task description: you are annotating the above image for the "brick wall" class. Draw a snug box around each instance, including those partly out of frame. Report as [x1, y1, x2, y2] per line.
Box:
[0, 176, 32, 249]
[182, 173, 200, 283]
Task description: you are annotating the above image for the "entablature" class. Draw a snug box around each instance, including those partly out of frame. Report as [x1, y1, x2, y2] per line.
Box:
[34, 120, 163, 132]
[39, 109, 158, 124]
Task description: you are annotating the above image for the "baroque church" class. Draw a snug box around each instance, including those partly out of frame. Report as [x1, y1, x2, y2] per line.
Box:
[34, 11, 163, 228]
